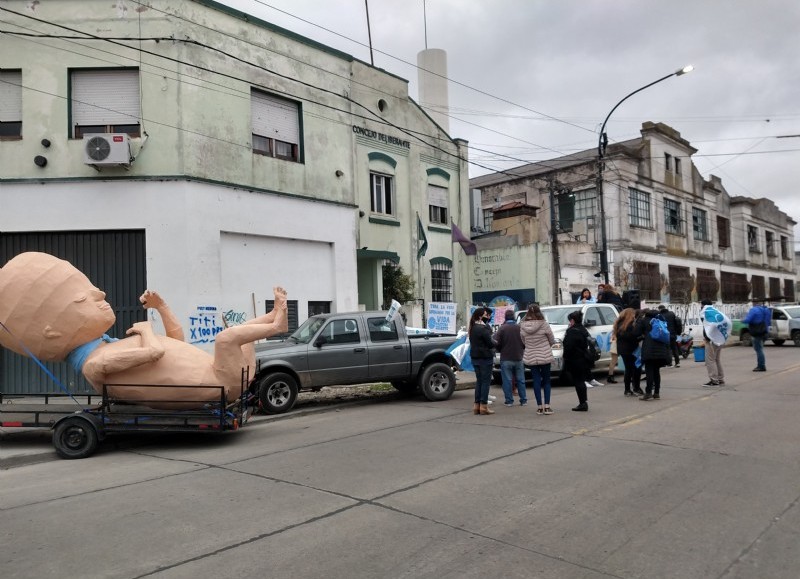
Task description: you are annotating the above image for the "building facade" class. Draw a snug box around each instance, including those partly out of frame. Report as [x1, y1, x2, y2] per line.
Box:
[0, 0, 470, 392]
[470, 122, 796, 306]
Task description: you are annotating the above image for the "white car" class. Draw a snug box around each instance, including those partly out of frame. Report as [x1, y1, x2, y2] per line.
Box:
[493, 303, 620, 379]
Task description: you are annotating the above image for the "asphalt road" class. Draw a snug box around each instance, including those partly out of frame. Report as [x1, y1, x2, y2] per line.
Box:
[2, 344, 799, 579]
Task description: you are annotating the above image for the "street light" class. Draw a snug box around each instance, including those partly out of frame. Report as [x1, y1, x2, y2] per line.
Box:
[595, 65, 694, 284]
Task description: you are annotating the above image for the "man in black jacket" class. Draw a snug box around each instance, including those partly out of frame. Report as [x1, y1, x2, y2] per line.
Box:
[658, 304, 682, 367]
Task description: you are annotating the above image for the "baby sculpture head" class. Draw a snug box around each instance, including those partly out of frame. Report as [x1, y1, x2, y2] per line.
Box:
[0, 252, 116, 361]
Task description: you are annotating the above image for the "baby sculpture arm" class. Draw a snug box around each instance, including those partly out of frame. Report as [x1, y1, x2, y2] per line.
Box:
[140, 290, 185, 341]
[82, 321, 166, 384]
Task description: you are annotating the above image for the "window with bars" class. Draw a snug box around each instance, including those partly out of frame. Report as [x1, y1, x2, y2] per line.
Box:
[70, 68, 141, 138]
[632, 261, 660, 300]
[0, 69, 22, 139]
[692, 207, 709, 241]
[751, 275, 765, 300]
[769, 277, 781, 299]
[784, 279, 795, 302]
[482, 208, 493, 231]
[765, 231, 777, 256]
[668, 265, 692, 302]
[370, 173, 394, 215]
[747, 225, 759, 253]
[427, 184, 448, 225]
[781, 236, 789, 259]
[664, 199, 683, 235]
[696, 269, 719, 303]
[431, 263, 453, 302]
[717, 216, 730, 248]
[721, 272, 749, 302]
[251, 89, 301, 162]
[628, 188, 651, 228]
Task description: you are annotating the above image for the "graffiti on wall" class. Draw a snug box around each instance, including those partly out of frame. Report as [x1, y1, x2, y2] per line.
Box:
[223, 309, 247, 326]
[189, 306, 224, 344]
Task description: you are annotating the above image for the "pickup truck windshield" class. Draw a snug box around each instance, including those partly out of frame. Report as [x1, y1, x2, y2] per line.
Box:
[290, 317, 326, 344]
[541, 306, 582, 325]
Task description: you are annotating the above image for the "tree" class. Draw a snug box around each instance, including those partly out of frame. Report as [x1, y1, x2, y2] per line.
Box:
[382, 265, 415, 309]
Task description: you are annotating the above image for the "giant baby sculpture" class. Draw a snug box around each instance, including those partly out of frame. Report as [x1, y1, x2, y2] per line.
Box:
[0, 252, 287, 408]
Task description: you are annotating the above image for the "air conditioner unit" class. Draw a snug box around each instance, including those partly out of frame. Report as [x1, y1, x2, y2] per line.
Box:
[83, 134, 132, 166]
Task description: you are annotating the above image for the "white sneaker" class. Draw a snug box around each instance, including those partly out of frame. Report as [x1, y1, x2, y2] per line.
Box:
[585, 381, 594, 389]
[590, 379, 604, 388]
[487, 400, 493, 405]
[488, 394, 497, 401]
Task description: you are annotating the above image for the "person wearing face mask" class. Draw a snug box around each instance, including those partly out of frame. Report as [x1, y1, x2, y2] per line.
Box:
[469, 307, 496, 415]
[562, 310, 591, 411]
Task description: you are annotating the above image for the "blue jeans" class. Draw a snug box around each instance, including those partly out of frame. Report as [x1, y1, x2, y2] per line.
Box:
[473, 359, 493, 404]
[752, 336, 766, 369]
[527, 364, 551, 406]
[500, 360, 527, 404]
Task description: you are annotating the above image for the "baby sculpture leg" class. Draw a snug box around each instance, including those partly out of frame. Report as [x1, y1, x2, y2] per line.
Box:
[213, 287, 288, 396]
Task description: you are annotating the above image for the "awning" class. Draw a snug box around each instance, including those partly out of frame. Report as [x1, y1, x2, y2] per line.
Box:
[357, 249, 400, 263]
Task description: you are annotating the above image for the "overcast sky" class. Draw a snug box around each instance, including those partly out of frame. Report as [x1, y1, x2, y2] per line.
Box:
[220, 0, 800, 244]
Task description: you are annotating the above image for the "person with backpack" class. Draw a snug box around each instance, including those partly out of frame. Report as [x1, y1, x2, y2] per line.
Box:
[658, 304, 682, 367]
[743, 300, 772, 372]
[562, 310, 592, 411]
[637, 309, 671, 400]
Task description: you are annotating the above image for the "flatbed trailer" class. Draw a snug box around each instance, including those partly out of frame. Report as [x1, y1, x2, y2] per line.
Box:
[0, 383, 250, 459]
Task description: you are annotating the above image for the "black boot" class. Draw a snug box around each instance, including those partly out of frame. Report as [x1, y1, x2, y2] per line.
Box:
[572, 402, 588, 412]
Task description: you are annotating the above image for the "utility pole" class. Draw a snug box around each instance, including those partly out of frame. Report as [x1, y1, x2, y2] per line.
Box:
[548, 177, 561, 306]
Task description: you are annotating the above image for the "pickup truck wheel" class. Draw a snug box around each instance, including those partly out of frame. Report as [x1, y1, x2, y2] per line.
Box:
[391, 380, 418, 394]
[793, 332, 800, 347]
[258, 373, 298, 414]
[419, 362, 456, 401]
[53, 417, 99, 459]
[740, 331, 752, 347]
[772, 339, 785, 346]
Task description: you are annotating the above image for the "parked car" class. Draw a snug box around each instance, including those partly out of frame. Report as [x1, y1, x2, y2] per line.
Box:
[736, 305, 800, 347]
[493, 303, 620, 380]
[251, 311, 458, 413]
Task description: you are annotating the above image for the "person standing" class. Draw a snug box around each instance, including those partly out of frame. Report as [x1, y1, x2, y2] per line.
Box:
[520, 304, 555, 415]
[638, 309, 671, 400]
[469, 308, 495, 415]
[577, 288, 596, 304]
[658, 304, 682, 367]
[563, 310, 591, 411]
[700, 299, 730, 387]
[597, 284, 624, 308]
[605, 330, 620, 384]
[743, 301, 771, 372]
[494, 309, 527, 407]
[614, 308, 644, 396]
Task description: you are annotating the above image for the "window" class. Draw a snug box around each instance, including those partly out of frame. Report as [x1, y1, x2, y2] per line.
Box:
[264, 299, 299, 336]
[717, 216, 730, 248]
[751, 275, 765, 300]
[664, 152, 672, 172]
[557, 189, 595, 231]
[781, 236, 789, 259]
[669, 265, 692, 303]
[674, 156, 682, 175]
[721, 272, 748, 302]
[431, 262, 452, 302]
[308, 301, 331, 317]
[482, 208, 493, 231]
[0, 69, 22, 138]
[370, 173, 394, 215]
[367, 317, 399, 342]
[323, 319, 361, 344]
[628, 188, 651, 228]
[696, 269, 719, 303]
[769, 277, 781, 299]
[70, 69, 140, 138]
[765, 231, 776, 256]
[427, 184, 448, 225]
[784, 279, 795, 302]
[692, 207, 709, 241]
[664, 199, 682, 234]
[632, 261, 660, 300]
[251, 89, 301, 162]
[747, 225, 760, 253]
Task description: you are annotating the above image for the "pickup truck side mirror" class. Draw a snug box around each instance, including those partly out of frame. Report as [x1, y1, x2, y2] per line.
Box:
[313, 336, 328, 348]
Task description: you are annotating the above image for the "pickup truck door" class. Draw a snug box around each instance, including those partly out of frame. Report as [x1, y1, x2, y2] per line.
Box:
[365, 316, 409, 380]
[771, 309, 789, 339]
[585, 305, 615, 360]
[307, 317, 370, 386]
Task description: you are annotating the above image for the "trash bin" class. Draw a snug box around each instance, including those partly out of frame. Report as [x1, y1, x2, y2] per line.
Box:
[693, 345, 705, 363]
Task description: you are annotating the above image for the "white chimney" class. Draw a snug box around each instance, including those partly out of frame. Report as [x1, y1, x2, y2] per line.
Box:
[417, 48, 450, 133]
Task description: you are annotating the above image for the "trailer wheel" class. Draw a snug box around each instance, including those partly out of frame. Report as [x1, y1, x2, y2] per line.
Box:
[419, 362, 456, 401]
[258, 373, 298, 414]
[53, 417, 99, 459]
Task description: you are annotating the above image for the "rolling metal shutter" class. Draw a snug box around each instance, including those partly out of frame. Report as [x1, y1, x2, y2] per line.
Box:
[0, 230, 147, 395]
[71, 69, 140, 126]
[0, 70, 22, 122]
[251, 89, 299, 144]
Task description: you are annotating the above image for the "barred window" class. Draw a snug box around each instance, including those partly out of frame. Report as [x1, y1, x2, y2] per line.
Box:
[769, 277, 781, 299]
[664, 199, 682, 235]
[692, 207, 709, 241]
[632, 260, 660, 301]
[747, 225, 759, 253]
[721, 272, 748, 302]
[717, 216, 730, 248]
[629, 188, 651, 228]
[483, 209, 493, 232]
[751, 275, 765, 300]
[784, 279, 795, 302]
[431, 263, 452, 302]
[668, 265, 692, 303]
[696, 269, 719, 303]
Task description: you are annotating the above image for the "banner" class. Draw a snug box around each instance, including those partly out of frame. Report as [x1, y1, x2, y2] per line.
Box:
[426, 302, 457, 333]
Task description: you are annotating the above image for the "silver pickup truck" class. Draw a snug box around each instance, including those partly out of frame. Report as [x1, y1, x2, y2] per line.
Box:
[251, 311, 458, 413]
[738, 305, 800, 347]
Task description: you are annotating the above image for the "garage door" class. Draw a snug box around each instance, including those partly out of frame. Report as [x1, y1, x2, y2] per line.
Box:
[0, 230, 146, 394]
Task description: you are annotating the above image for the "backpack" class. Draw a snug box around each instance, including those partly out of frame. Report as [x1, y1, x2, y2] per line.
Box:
[649, 316, 670, 344]
[585, 335, 601, 364]
[748, 320, 767, 337]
